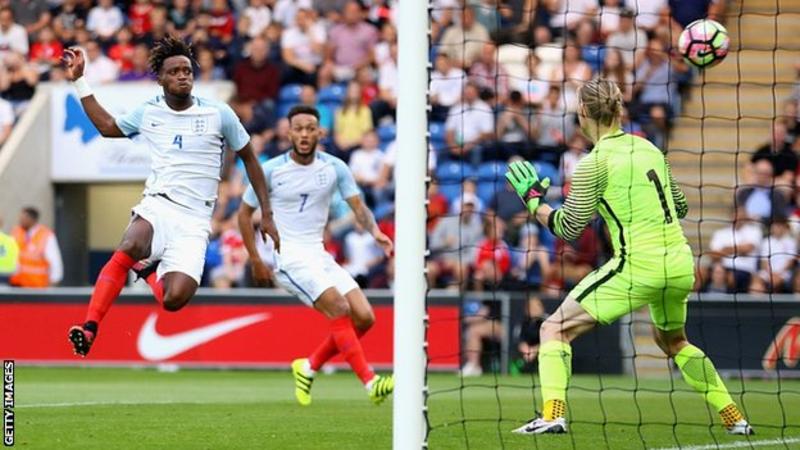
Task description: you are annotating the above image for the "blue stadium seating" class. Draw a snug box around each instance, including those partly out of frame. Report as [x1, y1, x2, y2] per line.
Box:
[429, 122, 447, 151]
[279, 84, 303, 103]
[477, 161, 508, 182]
[435, 160, 475, 183]
[533, 161, 560, 187]
[318, 84, 346, 104]
[438, 184, 463, 204]
[377, 124, 396, 144]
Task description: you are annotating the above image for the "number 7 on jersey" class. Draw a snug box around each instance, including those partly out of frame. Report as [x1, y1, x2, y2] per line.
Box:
[299, 194, 309, 212]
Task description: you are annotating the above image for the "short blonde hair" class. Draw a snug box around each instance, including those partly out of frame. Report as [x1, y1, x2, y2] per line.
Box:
[577, 79, 623, 127]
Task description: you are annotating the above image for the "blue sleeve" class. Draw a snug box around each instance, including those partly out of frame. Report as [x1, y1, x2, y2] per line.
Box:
[219, 102, 250, 152]
[115, 103, 146, 137]
[333, 158, 361, 199]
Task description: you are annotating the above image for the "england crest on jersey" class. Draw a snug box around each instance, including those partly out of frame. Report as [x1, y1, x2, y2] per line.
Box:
[316, 171, 329, 187]
[192, 116, 208, 134]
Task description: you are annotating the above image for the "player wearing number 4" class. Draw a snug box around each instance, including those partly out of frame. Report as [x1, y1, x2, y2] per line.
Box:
[507, 79, 753, 436]
[64, 36, 279, 356]
[238, 105, 394, 405]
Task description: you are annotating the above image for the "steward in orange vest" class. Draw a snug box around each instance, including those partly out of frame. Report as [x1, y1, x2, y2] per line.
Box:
[9, 207, 62, 288]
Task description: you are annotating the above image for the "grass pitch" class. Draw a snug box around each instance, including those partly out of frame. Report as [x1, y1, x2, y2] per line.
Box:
[13, 367, 800, 449]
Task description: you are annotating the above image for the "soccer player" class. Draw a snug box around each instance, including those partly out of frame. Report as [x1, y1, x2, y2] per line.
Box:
[64, 36, 279, 356]
[506, 79, 753, 435]
[238, 105, 394, 405]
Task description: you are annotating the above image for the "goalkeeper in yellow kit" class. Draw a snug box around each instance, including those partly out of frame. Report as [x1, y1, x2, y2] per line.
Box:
[507, 79, 753, 435]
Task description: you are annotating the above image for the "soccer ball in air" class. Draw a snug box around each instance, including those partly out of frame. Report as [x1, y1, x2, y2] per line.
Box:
[677, 19, 730, 69]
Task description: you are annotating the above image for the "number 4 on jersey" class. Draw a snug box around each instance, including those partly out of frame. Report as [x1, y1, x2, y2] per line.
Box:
[172, 135, 183, 149]
[647, 169, 673, 224]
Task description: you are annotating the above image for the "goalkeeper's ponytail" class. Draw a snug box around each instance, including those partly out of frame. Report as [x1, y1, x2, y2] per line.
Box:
[577, 79, 623, 128]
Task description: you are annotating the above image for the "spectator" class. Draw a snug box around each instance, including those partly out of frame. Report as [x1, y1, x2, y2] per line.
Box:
[536, 85, 575, 151]
[547, 0, 599, 35]
[0, 96, 13, 146]
[374, 22, 396, 67]
[515, 296, 547, 372]
[473, 216, 511, 291]
[107, 27, 135, 73]
[749, 216, 797, 294]
[429, 52, 465, 122]
[142, 6, 170, 48]
[545, 225, 601, 296]
[461, 298, 504, 376]
[82, 40, 118, 85]
[128, 0, 154, 38]
[210, 214, 248, 288]
[445, 82, 494, 164]
[243, 0, 273, 38]
[29, 26, 63, 77]
[516, 53, 549, 106]
[87, 0, 124, 44]
[0, 7, 29, 58]
[751, 119, 798, 187]
[118, 44, 154, 81]
[575, 20, 604, 74]
[51, 0, 86, 46]
[167, 0, 194, 38]
[348, 131, 384, 204]
[496, 90, 536, 158]
[598, 48, 633, 103]
[708, 207, 763, 292]
[298, 84, 333, 134]
[426, 181, 450, 232]
[669, 0, 724, 28]
[2, 52, 38, 114]
[633, 37, 676, 119]
[273, 0, 312, 29]
[0, 216, 18, 285]
[9, 0, 50, 38]
[513, 223, 551, 288]
[469, 42, 510, 104]
[605, 8, 647, 69]
[325, 1, 379, 81]
[208, 0, 235, 41]
[438, 5, 490, 68]
[264, 117, 292, 158]
[623, 0, 666, 32]
[196, 46, 226, 81]
[736, 159, 790, 224]
[355, 65, 378, 105]
[343, 221, 384, 287]
[560, 134, 588, 194]
[550, 40, 592, 113]
[281, 7, 325, 86]
[487, 179, 526, 224]
[427, 192, 484, 289]
[9, 207, 63, 288]
[597, 0, 623, 37]
[702, 262, 731, 294]
[232, 37, 280, 130]
[371, 42, 398, 125]
[334, 81, 373, 152]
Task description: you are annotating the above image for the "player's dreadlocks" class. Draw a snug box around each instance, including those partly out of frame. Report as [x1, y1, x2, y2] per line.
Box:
[148, 35, 194, 75]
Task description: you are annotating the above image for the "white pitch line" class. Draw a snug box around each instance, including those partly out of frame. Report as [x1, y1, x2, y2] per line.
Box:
[651, 436, 800, 450]
[15, 400, 209, 409]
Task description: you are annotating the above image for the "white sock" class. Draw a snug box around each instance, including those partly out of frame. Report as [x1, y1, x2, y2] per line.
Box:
[365, 375, 379, 391]
[302, 359, 316, 378]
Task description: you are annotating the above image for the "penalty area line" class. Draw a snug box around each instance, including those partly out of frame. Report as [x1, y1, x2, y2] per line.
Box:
[651, 436, 800, 450]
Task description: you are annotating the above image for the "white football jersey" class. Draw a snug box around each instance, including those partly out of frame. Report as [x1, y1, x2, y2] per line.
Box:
[243, 151, 360, 249]
[116, 95, 249, 217]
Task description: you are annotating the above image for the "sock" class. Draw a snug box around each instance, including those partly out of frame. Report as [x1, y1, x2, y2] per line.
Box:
[330, 316, 374, 384]
[719, 403, 745, 428]
[145, 272, 164, 305]
[309, 328, 368, 372]
[538, 340, 572, 420]
[674, 344, 736, 417]
[85, 251, 136, 324]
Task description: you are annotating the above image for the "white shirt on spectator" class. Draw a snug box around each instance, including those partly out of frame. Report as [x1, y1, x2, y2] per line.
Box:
[85, 54, 120, 84]
[273, 0, 312, 28]
[281, 22, 326, 67]
[549, 0, 598, 30]
[343, 228, 381, 277]
[445, 99, 494, 144]
[430, 67, 466, 107]
[87, 5, 124, 38]
[349, 147, 384, 185]
[378, 58, 398, 98]
[0, 23, 29, 57]
[759, 234, 797, 279]
[0, 97, 14, 127]
[597, 5, 621, 35]
[624, 0, 666, 30]
[606, 27, 648, 68]
[710, 223, 763, 273]
[244, 5, 272, 38]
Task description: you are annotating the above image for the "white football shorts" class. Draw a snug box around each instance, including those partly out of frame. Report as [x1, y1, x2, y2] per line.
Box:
[131, 194, 211, 284]
[273, 245, 359, 306]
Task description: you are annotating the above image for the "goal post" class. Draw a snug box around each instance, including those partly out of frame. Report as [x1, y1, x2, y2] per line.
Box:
[393, 0, 429, 448]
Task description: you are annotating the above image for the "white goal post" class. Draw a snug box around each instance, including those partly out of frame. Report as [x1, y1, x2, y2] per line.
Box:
[393, 0, 429, 448]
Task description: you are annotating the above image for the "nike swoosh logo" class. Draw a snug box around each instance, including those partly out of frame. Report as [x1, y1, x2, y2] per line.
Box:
[136, 312, 270, 361]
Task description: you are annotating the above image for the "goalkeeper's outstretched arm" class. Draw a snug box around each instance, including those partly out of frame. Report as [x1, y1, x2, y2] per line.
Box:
[535, 153, 608, 241]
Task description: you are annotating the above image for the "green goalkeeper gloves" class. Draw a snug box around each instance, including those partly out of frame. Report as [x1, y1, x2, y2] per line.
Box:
[505, 161, 551, 214]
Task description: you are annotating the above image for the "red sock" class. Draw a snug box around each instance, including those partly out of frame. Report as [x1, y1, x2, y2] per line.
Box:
[145, 272, 164, 305]
[330, 316, 374, 384]
[85, 251, 136, 324]
[309, 327, 368, 371]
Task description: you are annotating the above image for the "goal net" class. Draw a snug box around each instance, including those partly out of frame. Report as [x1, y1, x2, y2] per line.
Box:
[414, 0, 800, 448]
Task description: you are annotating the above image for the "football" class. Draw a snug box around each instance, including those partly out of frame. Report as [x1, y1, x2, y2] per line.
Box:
[678, 19, 730, 69]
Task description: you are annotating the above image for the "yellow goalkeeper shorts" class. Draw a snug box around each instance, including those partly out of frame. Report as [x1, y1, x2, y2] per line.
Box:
[569, 257, 695, 331]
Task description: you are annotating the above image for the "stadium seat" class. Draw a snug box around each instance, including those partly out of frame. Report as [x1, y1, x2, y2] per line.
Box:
[438, 183, 463, 204]
[429, 122, 447, 152]
[477, 181, 499, 205]
[318, 84, 346, 104]
[435, 160, 475, 183]
[533, 161, 560, 187]
[277, 102, 294, 120]
[377, 124, 396, 144]
[477, 161, 508, 181]
[278, 84, 303, 103]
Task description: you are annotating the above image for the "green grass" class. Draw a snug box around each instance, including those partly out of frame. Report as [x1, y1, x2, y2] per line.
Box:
[11, 367, 800, 449]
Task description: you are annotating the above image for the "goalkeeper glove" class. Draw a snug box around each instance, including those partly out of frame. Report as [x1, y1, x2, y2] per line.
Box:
[505, 161, 551, 214]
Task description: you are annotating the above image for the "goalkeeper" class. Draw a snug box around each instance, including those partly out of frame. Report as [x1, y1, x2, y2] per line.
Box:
[507, 79, 753, 436]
